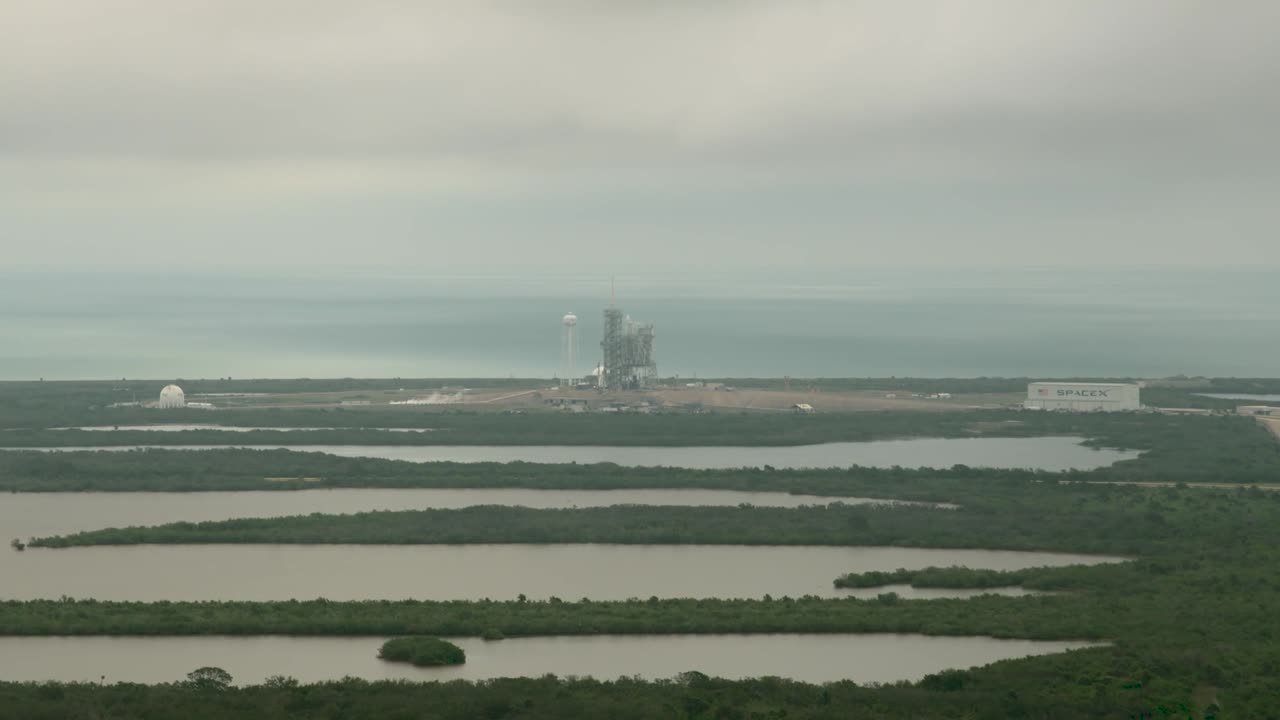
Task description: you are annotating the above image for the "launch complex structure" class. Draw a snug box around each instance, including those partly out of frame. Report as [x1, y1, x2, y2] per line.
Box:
[598, 287, 656, 391]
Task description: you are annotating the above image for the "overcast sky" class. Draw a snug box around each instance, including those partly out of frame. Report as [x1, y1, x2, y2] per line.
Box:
[2, 1, 1278, 271]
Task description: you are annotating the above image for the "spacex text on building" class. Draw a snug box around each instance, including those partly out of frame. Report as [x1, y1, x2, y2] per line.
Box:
[1024, 382, 1140, 412]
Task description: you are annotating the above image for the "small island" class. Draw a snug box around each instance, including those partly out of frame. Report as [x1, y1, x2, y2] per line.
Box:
[378, 637, 466, 667]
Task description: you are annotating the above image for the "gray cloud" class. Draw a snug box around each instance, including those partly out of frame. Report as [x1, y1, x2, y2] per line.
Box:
[1, 0, 1277, 268]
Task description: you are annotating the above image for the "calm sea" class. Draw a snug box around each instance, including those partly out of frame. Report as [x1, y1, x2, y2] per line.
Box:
[1, 267, 1276, 380]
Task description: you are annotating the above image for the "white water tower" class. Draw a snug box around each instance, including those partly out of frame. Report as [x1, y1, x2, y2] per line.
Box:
[561, 313, 579, 386]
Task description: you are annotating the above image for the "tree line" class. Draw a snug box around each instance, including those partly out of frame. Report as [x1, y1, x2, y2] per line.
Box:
[29, 483, 1280, 557]
[0, 671, 1234, 720]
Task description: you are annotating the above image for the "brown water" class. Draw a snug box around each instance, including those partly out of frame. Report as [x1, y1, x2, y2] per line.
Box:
[0, 634, 1104, 685]
[0, 489, 952, 542]
[1, 544, 1124, 601]
[16, 436, 1140, 470]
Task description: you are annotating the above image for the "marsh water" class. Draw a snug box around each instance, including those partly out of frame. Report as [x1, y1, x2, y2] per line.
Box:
[0, 488, 953, 541]
[0, 634, 1104, 685]
[1, 544, 1124, 601]
[17, 436, 1140, 470]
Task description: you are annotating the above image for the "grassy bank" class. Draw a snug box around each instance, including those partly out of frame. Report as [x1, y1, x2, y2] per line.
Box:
[26, 481, 1279, 556]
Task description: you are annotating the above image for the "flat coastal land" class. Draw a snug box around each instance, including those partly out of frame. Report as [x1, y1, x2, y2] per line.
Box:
[3, 378, 1280, 718]
[1261, 416, 1280, 439]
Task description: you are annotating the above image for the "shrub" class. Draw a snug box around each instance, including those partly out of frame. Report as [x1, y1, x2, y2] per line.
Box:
[185, 666, 233, 690]
[378, 637, 466, 667]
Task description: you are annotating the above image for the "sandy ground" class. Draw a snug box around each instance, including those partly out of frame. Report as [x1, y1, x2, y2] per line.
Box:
[211, 387, 541, 409]
[642, 388, 1015, 412]
[1261, 417, 1280, 439]
[210, 385, 1020, 413]
[494, 387, 1018, 413]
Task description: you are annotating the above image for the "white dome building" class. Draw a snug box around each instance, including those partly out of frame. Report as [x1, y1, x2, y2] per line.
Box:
[157, 384, 186, 409]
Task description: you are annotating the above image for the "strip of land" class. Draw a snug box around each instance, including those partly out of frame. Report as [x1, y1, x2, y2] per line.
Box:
[0, 594, 1119, 639]
[2, 406, 1279, 493]
[1261, 416, 1280, 439]
[27, 479, 1262, 558]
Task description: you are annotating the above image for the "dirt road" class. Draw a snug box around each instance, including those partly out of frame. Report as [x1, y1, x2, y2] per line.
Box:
[1261, 417, 1280, 439]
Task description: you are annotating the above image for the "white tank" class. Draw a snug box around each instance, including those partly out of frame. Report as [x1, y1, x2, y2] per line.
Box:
[157, 384, 186, 409]
[560, 313, 579, 384]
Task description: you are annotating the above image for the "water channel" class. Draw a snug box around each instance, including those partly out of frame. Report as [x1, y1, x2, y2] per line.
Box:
[1, 544, 1125, 602]
[0, 634, 1105, 685]
[0, 489, 952, 543]
[15, 436, 1140, 470]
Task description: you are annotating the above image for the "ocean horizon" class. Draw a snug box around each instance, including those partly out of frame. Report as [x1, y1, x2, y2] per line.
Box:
[2, 267, 1276, 381]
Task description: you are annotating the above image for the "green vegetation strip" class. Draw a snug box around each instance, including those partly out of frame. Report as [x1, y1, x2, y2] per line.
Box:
[7, 409, 1110, 446]
[32, 503, 1047, 549]
[4, 411, 1278, 486]
[0, 590, 1173, 640]
[0, 668, 1237, 720]
[0, 450, 1013, 496]
[834, 566, 1035, 589]
[28, 481, 1275, 556]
